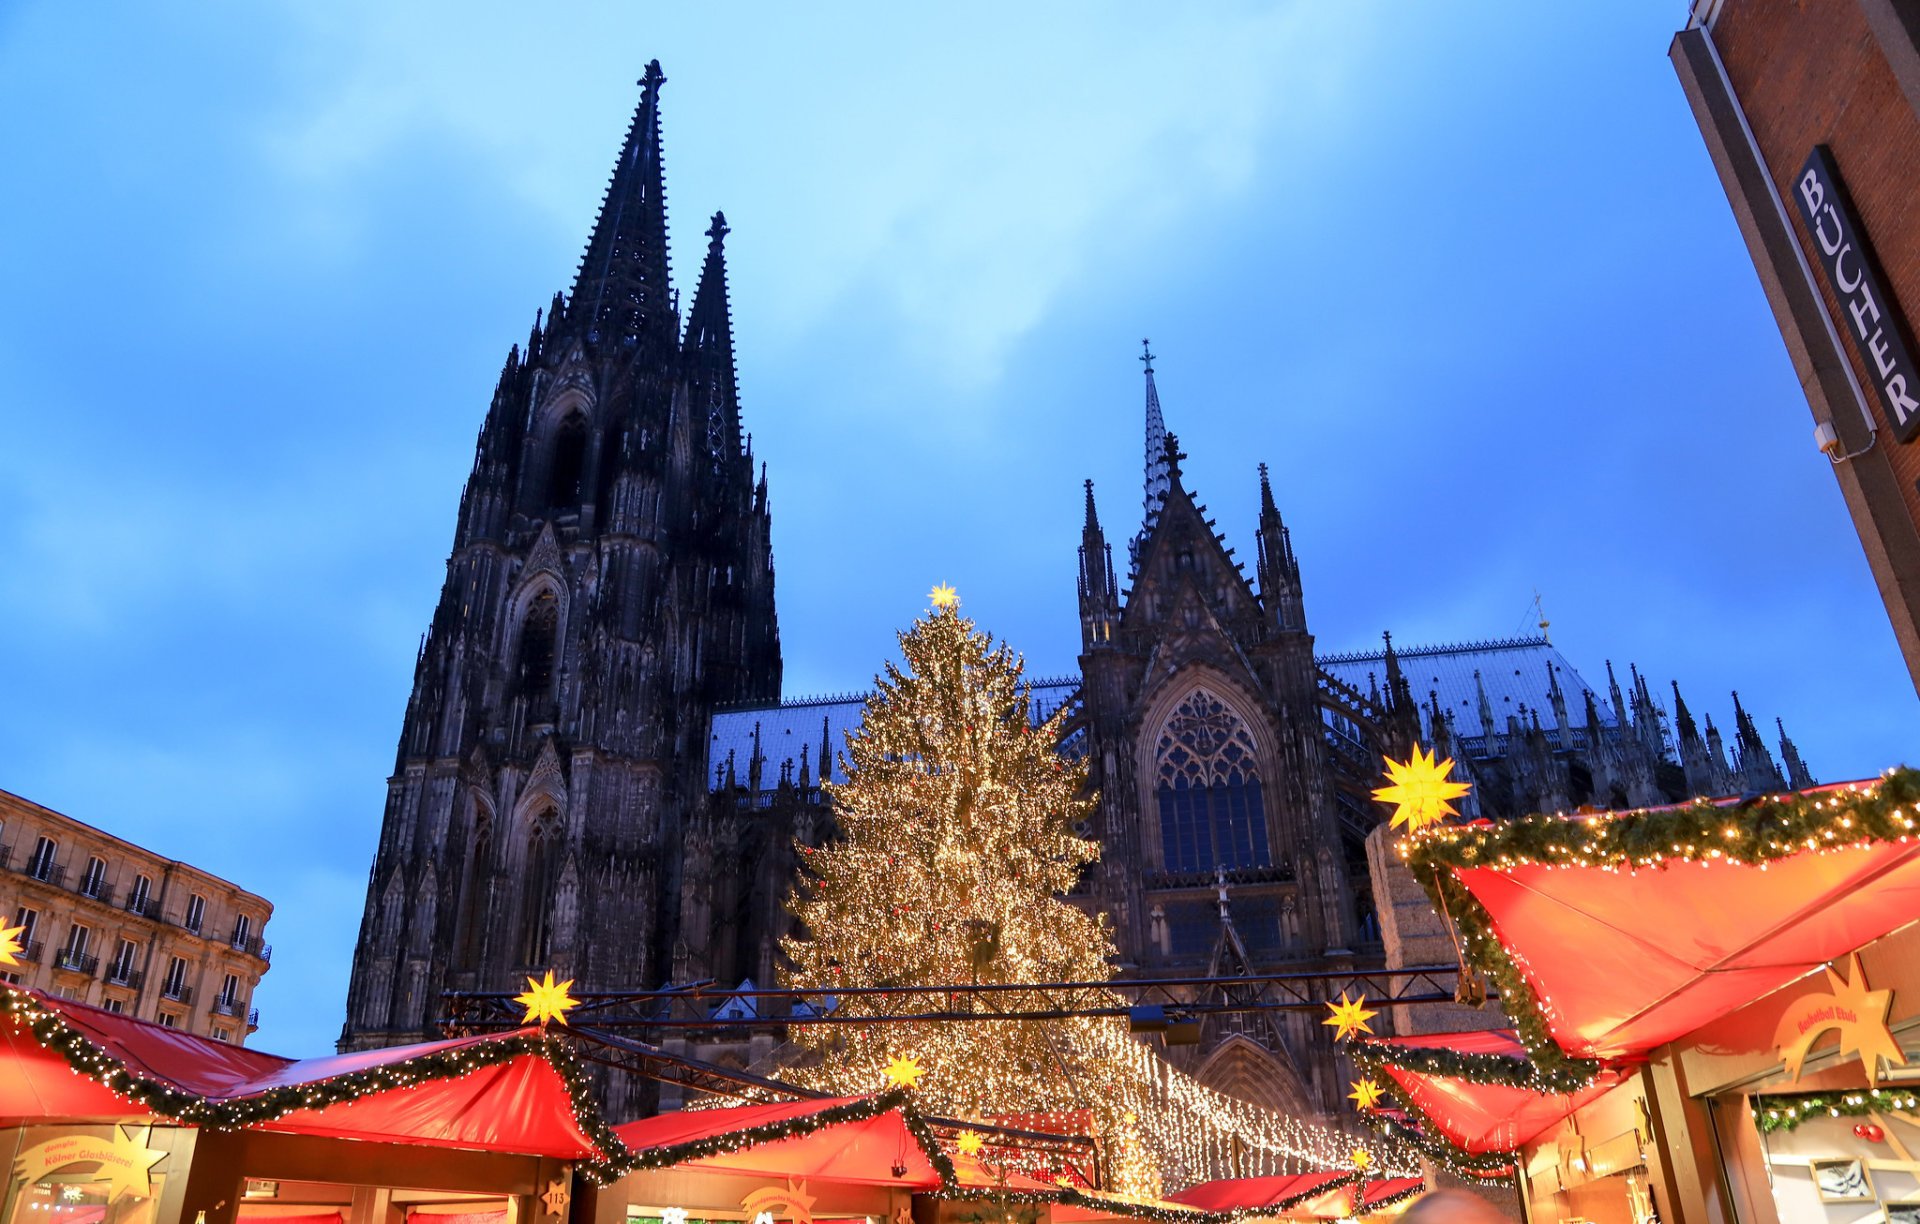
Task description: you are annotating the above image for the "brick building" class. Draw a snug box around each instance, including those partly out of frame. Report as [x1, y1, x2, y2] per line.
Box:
[0, 787, 272, 1042]
[1671, 0, 1920, 694]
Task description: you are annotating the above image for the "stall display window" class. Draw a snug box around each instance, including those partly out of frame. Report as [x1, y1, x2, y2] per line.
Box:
[0, 1125, 167, 1224]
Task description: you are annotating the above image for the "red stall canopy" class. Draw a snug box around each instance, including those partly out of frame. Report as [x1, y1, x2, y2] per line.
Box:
[616, 1095, 947, 1187]
[1408, 777, 1920, 1063]
[1353, 1030, 1624, 1156]
[1165, 1172, 1358, 1215]
[2, 990, 605, 1159]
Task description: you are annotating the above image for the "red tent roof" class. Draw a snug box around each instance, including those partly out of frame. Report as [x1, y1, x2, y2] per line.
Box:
[1354, 1030, 1625, 1156]
[2, 990, 605, 1159]
[1407, 776, 1920, 1064]
[616, 1095, 949, 1187]
[1165, 1172, 1358, 1214]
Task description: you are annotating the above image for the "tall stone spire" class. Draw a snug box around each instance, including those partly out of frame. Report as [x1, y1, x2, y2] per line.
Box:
[683, 211, 739, 457]
[1078, 479, 1119, 650]
[1255, 462, 1305, 632]
[572, 60, 674, 348]
[1134, 339, 1170, 568]
[1777, 718, 1815, 789]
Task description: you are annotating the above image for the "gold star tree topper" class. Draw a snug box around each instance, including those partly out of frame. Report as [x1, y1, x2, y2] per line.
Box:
[1373, 744, 1472, 833]
[0, 923, 25, 967]
[515, 970, 579, 1026]
[883, 1055, 926, 1090]
[1349, 1077, 1386, 1112]
[1323, 991, 1378, 1041]
[929, 583, 960, 611]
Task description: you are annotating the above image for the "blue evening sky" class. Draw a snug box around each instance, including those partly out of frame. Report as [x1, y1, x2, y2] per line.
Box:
[1, 3, 1913, 1055]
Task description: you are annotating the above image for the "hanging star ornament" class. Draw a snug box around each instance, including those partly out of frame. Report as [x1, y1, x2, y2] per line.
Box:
[1773, 951, 1908, 1081]
[883, 1055, 926, 1090]
[1323, 991, 1378, 1041]
[929, 583, 960, 611]
[1373, 744, 1472, 833]
[956, 1129, 985, 1156]
[0, 923, 25, 967]
[1352, 1147, 1373, 1173]
[1349, 1077, 1386, 1112]
[515, 970, 579, 1026]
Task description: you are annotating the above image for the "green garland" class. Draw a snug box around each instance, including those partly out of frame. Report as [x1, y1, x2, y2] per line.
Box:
[1363, 1114, 1515, 1182]
[0, 987, 629, 1166]
[1358, 1177, 1428, 1212]
[1348, 1035, 1599, 1095]
[1753, 1088, 1920, 1134]
[1402, 769, 1920, 1076]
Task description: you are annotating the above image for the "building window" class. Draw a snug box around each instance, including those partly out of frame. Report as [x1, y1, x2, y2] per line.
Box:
[1153, 689, 1273, 874]
[183, 893, 206, 933]
[518, 808, 562, 965]
[26, 836, 57, 882]
[157, 1012, 178, 1029]
[546, 412, 589, 509]
[102, 997, 124, 1014]
[162, 955, 190, 1001]
[108, 937, 138, 984]
[515, 591, 560, 697]
[215, 972, 241, 1015]
[13, 906, 38, 946]
[58, 922, 91, 971]
[211, 1027, 231, 1042]
[231, 912, 252, 950]
[0, 972, 20, 986]
[80, 856, 107, 898]
[126, 873, 153, 916]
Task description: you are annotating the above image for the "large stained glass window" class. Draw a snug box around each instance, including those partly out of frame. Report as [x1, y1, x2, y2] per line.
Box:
[1154, 689, 1271, 873]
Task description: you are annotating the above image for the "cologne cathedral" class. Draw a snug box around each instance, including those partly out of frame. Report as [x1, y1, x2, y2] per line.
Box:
[340, 64, 1815, 1118]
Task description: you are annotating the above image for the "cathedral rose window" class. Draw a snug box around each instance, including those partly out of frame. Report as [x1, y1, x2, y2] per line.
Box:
[1154, 689, 1272, 873]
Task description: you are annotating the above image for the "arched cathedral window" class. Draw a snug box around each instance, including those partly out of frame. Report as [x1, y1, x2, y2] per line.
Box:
[519, 807, 561, 965]
[1154, 689, 1272, 873]
[516, 590, 559, 696]
[455, 809, 492, 964]
[547, 413, 589, 510]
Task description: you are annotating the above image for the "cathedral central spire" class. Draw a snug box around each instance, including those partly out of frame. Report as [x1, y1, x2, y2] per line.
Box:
[1141, 339, 1170, 533]
[572, 60, 673, 348]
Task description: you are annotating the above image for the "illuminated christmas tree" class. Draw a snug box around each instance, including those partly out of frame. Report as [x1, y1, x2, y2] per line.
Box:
[781, 586, 1119, 1125]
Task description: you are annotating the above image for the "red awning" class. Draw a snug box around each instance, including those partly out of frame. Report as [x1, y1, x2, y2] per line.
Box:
[4, 992, 602, 1158]
[1355, 1177, 1426, 1215]
[1165, 1172, 1356, 1214]
[616, 1097, 947, 1187]
[1454, 832, 1920, 1061]
[1360, 1030, 1624, 1156]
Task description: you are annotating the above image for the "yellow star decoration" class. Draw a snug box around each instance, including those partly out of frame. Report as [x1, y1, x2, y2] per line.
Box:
[1373, 744, 1472, 833]
[956, 1129, 985, 1156]
[1349, 1077, 1386, 1112]
[105, 1126, 166, 1201]
[514, 970, 578, 1026]
[883, 1055, 926, 1090]
[930, 583, 960, 611]
[1352, 1147, 1373, 1172]
[540, 1179, 571, 1218]
[0, 923, 25, 967]
[1323, 991, 1378, 1042]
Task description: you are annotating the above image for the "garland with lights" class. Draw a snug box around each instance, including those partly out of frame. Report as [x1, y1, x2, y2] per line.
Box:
[0, 986, 630, 1169]
[1347, 1035, 1600, 1096]
[1753, 1088, 1920, 1134]
[1361, 1114, 1515, 1183]
[1358, 1177, 1428, 1212]
[1400, 770, 1920, 1076]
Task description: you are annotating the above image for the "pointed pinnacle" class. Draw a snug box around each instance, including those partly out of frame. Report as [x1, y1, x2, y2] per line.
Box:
[706, 210, 729, 246]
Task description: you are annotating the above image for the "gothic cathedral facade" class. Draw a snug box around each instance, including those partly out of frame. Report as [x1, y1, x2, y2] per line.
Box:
[343, 66, 1815, 1120]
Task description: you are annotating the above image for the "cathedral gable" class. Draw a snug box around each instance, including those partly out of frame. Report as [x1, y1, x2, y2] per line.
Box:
[1125, 485, 1259, 634]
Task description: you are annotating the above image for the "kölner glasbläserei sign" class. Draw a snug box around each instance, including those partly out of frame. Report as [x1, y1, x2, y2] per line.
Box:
[1795, 146, 1920, 443]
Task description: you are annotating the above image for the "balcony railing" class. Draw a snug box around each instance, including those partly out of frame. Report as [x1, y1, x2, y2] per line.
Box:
[211, 995, 244, 1018]
[24, 857, 66, 887]
[104, 966, 145, 990]
[76, 876, 111, 903]
[160, 982, 193, 1005]
[248, 1007, 260, 1029]
[53, 950, 98, 976]
[229, 934, 268, 959]
[14, 940, 44, 965]
[124, 893, 154, 918]
[0, 843, 11, 870]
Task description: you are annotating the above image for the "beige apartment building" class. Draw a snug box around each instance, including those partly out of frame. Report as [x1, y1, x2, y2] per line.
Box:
[0, 787, 272, 1043]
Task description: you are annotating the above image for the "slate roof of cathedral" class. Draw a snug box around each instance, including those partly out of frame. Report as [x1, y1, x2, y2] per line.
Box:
[709, 636, 1610, 792]
[1318, 634, 1613, 741]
